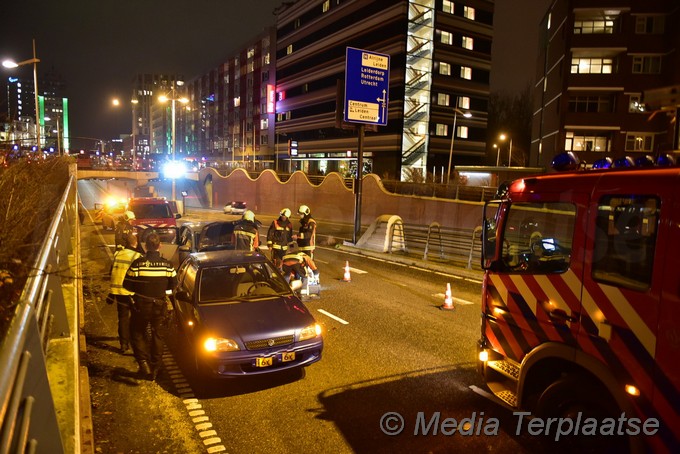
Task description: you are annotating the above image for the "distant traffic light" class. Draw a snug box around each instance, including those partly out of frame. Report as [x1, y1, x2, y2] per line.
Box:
[288, 139, 298, 156]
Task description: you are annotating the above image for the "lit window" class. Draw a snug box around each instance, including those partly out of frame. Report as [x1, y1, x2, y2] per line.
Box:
[570, 58, 613, 74]
[625, 133, 653, 151]
[457, 126, 468, 139]
[464, 6, 475, 20]
[234, 97, 240, 107]
[441, 31, 453, 45]
[442, 0, 453, 14]
[462, 36, 473, 50]
[460, 66, 472, 80]
[263, 53, 270, 65]
[439, 62, 451, 76]
[261, 119, 268, 129]
[436, 124, 448, 136]
[323, 0, 330, 12]
[437, 93, 450, 106]
[247, 48, 255, 59]
[458, 96, 470, 109]
[628, 94, 644, 113]
[574, 19, 615, 34]
[287, 44, 293, 55]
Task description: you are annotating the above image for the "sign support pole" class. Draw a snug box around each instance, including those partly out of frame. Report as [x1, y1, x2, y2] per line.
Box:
[353, 124, 364, 245]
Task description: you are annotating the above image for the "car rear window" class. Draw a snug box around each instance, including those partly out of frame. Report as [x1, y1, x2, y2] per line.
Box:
[130, 203, 173, 219]
[232, 202, 246, 209]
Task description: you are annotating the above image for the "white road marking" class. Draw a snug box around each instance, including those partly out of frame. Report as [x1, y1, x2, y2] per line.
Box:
[317, 309, 349, 325]
[432, 293, 476, 305]
[347, 266, 368, 274]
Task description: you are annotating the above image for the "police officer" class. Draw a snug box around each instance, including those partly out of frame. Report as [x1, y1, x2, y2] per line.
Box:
[281, 242, 319, 290]
[267, 208, 294, 268]
[108, 231, 142, 353]
[123, 231, 177, 380]
[296, 204, 317, 258]
[234, 210, 260, 251]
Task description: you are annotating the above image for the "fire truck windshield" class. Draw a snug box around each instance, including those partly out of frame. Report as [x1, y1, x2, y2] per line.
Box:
[490, 202, 576, 273]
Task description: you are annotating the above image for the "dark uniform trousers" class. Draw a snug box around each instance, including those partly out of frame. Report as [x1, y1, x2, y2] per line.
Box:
[113, 294, 134, 347]
[130, 296, 168, 368]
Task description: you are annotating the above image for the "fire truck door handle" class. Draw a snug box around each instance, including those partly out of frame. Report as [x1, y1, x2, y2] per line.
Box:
[548, 308, 578, 324]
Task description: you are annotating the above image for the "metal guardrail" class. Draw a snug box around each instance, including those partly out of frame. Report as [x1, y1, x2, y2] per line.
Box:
[0, 175, 78, 454]
[391, 221, 483, 270]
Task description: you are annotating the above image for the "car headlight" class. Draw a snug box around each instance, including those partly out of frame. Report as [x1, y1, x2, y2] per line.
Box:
[203, 337, 240, 352]
[299, 323, 322, 341]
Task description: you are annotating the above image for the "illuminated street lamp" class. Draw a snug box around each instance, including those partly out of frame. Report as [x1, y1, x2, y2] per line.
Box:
[499, 133, 513, 166]
[159, 81, 189, 200]
[112, 97, 140, 169]
[447, 107, 472, 185]
[2, 39, 41, 149]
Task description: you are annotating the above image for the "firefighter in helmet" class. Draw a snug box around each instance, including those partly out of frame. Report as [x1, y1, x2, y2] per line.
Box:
[234, 210, 260, 251]
[267, 208, 294, 267]
[296, 204, 317, 258]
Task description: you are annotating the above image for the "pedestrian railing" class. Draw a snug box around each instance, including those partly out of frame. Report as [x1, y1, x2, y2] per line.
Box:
[0, 174, 78, 454]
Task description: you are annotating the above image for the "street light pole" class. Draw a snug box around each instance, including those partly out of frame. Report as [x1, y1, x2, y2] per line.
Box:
[159, 81, 188, 201]
[446, 107, 472, 185]
[171, 95, 177, 200]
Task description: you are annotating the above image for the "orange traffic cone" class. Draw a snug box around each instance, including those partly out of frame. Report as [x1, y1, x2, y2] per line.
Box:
[441, 283, 455, 310]
[343, 261, 351, 282]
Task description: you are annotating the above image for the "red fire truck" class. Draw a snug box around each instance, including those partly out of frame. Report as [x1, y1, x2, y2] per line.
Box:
[478, 153, 680, 453]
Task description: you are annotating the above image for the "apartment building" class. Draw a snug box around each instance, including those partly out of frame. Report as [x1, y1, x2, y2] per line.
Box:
[275, 0, 492, 179]
[531, 0, 680, 168]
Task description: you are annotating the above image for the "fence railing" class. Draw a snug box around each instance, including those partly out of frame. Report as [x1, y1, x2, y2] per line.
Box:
[0, 174, 79, 454]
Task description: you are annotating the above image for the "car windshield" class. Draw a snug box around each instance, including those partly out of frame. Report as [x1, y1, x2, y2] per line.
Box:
[130, 203, 173, 219]
[198, 261, 292, 303]
[198, 223, 235, 251]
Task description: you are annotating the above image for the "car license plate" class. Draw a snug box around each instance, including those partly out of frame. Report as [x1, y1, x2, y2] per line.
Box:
[255, 357, 273, 367]
[281, 352, 295, 362]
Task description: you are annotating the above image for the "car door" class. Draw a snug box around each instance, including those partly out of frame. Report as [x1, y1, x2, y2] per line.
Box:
[175, 258, 198, 337]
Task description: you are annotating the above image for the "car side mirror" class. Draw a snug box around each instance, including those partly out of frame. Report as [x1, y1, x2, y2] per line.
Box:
[175, 213, 182, 219]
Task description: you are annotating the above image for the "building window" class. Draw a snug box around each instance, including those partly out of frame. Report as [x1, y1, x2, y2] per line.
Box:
[460, 66, 472, 80]
[263, 53, 270, 65]
[437, 93, 450, 106]
[286, 44, 293, 55]
[635, 16, 664, 34]
[574, 19, 614, 34]
[234, 97, 240, 107]
[247, 48, 255, 59]
[568, 95, 612, 113]
[262, 71, 269, 82]
[462, 36, 473, 50]
[439, 62, 451, 76]
[464, 6, 475, 20]
[441, 30, 453, 45]
[632, 56, 661, 74]
[435, 124, 448, 136]
[442, 0, 453, 14]
[260, 119, 268, 129]
[628, 94, 645, 113]
[261, 135, 268, 145]
[625, 133, 653, 152]
[458, 96, 470, 109]
[565, 131, 611, 152]
[592, 195, 659, 291]
[457, 125, 468, 139]
[322, 0, 330, 12]
[570, 58, 613, 74]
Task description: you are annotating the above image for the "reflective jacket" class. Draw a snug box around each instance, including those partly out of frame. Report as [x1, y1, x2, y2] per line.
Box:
[267, 217, 293, 251]
[234, 220, 260, 251]
[282, 251, 317, 272]
[297, 215, 317, 253]
[111, 247, 142, 296]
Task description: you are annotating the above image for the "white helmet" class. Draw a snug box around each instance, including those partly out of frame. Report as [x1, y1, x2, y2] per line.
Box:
[298, 205, 310, 216]
[243, 210, 255, 222]
[123, 211, 136, 221]
[280, 208, 291, 218]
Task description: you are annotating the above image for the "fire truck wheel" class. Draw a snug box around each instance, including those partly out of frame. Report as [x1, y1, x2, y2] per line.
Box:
[535, 374, 627, 452]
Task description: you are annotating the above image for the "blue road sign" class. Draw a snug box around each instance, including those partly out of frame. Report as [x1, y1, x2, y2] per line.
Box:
[344, 47, 390, 126]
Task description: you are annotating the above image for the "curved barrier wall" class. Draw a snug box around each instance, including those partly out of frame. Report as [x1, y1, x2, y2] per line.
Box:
[196, 168, 483, 230]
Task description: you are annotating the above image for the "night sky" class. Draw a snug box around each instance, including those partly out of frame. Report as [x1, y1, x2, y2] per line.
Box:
[1, 0, 550, 146]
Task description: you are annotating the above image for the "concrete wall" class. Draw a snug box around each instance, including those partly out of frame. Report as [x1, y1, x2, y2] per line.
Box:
[190, 168, 484, 230]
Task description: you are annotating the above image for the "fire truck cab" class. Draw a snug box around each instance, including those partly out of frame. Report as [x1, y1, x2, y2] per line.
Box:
[478, 153, 680, 452]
